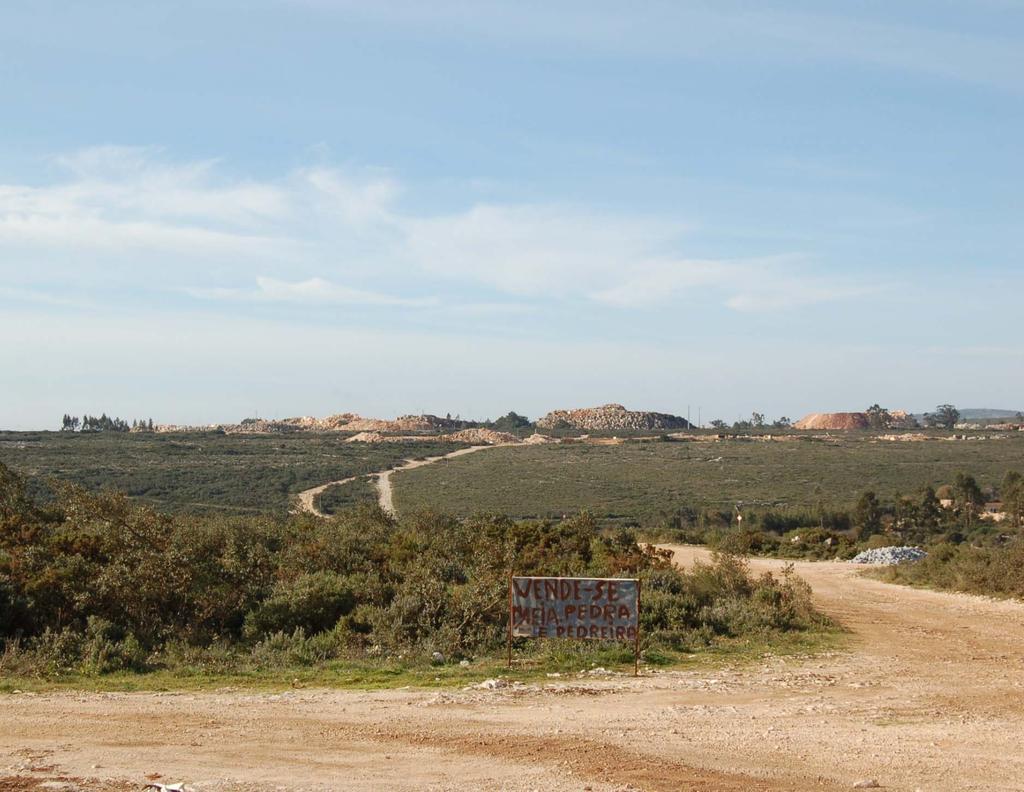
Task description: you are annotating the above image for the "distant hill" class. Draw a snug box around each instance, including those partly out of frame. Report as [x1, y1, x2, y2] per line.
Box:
[910, 408, 1023, 422]
[957, 408, 1023, 420]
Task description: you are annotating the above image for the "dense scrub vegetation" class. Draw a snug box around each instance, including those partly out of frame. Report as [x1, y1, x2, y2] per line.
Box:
[318, 476, 380, 514]
[876, 542, 1024, 599]
[396, 436, 1024, 523]
[645, 468, 1024, 602]
[0, 462, 826, 679]
[655, 469, 1023, 559]
[0, 431, 467, 516]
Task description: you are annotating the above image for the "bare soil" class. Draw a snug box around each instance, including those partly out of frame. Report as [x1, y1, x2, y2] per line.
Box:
[4, 549, 1024, 791]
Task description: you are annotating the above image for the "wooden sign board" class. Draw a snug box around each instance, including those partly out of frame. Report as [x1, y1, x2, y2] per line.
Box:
[510, 576, 639, 639]
[508, 576, 641, 673]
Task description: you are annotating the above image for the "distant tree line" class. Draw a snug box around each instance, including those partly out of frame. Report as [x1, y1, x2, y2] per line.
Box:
[707, 413, 791, 431]
[660, 468, 1024, 561]
[61, 414, 153, 432]
[705, 403, 963, 432]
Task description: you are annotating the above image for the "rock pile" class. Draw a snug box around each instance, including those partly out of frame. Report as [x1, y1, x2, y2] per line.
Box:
[346, 428, 518, 445]
[850, 547, 927, 565]
[442, 428, 518, 445]
[794, 413, 871, 430]
[346, 432, 394, 443]
[344, 414, 463, 432]
[536, 403, 691, 432]
[794, 410, 919, 430]
[160, 412, 468, 435]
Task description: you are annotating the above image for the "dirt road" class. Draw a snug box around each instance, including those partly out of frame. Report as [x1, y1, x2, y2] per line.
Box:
[294, 475, 360, 517]
[294, 445, 497, 518]
[375, 445, 493, 514]
[4, 549, 1024, 791]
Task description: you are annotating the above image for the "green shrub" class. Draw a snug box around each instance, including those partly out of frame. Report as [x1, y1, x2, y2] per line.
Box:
[881, 539, 1024, 598]
[0, 461, 831, 676]
[244, 572, 356, 639]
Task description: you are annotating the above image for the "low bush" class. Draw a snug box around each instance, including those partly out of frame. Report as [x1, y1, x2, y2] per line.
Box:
[879, 540, 1024, 599]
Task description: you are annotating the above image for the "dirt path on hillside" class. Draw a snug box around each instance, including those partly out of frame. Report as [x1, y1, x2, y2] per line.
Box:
[5, 549, 1024, 791]
[375, 445, 493, 514]
[294, 475, 360, 517]
[294, 445, 498, 518]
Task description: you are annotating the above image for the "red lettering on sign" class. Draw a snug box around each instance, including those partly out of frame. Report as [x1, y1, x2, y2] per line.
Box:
[512, 579, 532, 599]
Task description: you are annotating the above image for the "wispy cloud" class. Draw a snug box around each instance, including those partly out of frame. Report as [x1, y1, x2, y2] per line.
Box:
[0, 146, 871, 314]
[190, 276, 437, 307]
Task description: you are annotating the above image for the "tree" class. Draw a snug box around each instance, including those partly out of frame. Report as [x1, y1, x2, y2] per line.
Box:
[709, 419, 727, 429]
[918, 485, 942, 530]
[1001, 471, 1024, 527]
[865, 404, 890, 430]
[953, 472, 984, 526]
[750, 412, 766, 428]
[772, 416, 791, 429]
[853, 491, 883, 540]
[491, 411, 532, 432]
[925, 404, 960, 429]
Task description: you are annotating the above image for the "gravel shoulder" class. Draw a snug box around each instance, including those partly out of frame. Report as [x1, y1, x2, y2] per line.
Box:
[4, 548, 1024, 791]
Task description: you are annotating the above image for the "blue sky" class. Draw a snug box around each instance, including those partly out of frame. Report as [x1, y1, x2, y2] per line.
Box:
[1, 1, 1022, 429]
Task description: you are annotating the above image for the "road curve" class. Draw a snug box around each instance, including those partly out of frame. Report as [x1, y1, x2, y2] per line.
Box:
[375, 445, 494, 514]
[294, 444, 501, 518]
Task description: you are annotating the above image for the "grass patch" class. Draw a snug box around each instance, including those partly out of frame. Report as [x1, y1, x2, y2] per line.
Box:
[318, 476, 380, 514]
[394, 435, 1024, 525]
[0, 628, 845, 694]
[0, 431, 465, 516]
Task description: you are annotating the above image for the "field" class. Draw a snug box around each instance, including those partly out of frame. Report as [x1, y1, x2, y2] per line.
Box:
[3, 430, 1022, 521]
[0, 431, 464, 515]
[394, 435, 1024, 524]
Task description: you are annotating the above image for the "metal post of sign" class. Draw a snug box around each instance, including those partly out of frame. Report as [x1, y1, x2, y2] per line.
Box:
[507, 572, 513, 670]
[634, 577, 642, 677]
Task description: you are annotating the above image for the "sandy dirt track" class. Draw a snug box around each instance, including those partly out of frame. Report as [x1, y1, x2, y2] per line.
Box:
[294, 445, 496, 518]
[4, 549, 1024, 792]
[375, 445, 493, 514]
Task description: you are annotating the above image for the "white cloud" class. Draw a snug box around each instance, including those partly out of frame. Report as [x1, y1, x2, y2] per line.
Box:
[0, 145, 870, 314]
[588, 258, 743, 307]
[191, 276, 437, 307]
[725, 281, 876, 313]
[405, 205, 687, 297]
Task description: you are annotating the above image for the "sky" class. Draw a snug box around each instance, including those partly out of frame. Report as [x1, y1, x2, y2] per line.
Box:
[1, 1, 1022, 429]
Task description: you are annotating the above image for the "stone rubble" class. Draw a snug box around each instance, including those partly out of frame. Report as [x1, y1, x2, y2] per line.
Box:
[536, 403, 691, 432]
[850, 547, 927, 565]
